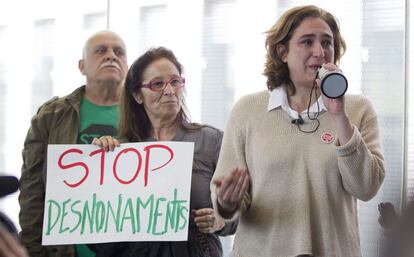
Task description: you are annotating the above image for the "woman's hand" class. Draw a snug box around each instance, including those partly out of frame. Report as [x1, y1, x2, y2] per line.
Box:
[316, 63, 353, 145]
[212, 167, 250, 214]
[92, 136, 120, 152]
[193, 208, 225, 234]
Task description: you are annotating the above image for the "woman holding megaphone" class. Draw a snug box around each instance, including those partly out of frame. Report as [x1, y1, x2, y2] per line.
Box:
[211, 5, 385, 257]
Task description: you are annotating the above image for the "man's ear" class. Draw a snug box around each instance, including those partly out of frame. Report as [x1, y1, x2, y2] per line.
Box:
[78, 59, 85, 75]
[276, 44, 288, 63]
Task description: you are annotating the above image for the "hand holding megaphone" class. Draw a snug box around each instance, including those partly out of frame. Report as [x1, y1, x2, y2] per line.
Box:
[318, 65, 348, 99]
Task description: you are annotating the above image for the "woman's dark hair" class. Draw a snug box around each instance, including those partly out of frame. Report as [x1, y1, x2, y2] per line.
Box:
[119, 47, 199, 141]
[263, 5, 346, 93]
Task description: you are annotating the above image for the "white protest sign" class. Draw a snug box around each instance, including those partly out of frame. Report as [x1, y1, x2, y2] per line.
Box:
[42, 142, 194, 245]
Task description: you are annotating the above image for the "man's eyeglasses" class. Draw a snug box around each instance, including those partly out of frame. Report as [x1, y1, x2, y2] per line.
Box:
[141, 76, 185, 92]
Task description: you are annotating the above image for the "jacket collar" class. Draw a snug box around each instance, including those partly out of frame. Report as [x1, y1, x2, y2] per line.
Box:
[65, 85, 86, 108]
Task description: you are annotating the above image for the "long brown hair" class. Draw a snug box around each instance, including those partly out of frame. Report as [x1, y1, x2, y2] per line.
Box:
[263, 5, 346, 93]
[118, 47, 200, 142]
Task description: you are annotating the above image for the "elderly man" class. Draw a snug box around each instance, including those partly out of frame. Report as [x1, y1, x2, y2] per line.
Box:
[18, 30, 128, 257]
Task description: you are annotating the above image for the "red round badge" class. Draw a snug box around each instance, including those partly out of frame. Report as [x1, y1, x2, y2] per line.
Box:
[321, 132, 335, 144]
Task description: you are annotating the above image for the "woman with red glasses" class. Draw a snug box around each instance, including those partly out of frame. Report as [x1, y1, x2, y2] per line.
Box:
[90, 47, 237, 257]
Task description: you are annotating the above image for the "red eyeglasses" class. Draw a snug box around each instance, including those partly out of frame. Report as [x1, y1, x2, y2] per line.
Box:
[141, 76, 185, 92]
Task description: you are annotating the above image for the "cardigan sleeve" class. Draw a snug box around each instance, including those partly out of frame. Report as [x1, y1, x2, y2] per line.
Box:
[211, 97, 252, 220]
[335, 97, 385, 201]
[210, 128, 239, 236]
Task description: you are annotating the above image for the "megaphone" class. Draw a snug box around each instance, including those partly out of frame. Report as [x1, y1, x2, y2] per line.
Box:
[318, 66, 348, 99]
[0, 175, 19, 198]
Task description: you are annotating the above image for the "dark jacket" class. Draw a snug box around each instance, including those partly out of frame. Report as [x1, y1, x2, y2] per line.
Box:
[18, 86, 85, 257]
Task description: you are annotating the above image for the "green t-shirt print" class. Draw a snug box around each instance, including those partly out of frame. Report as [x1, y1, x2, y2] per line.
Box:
[78, 97, 119, 144]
